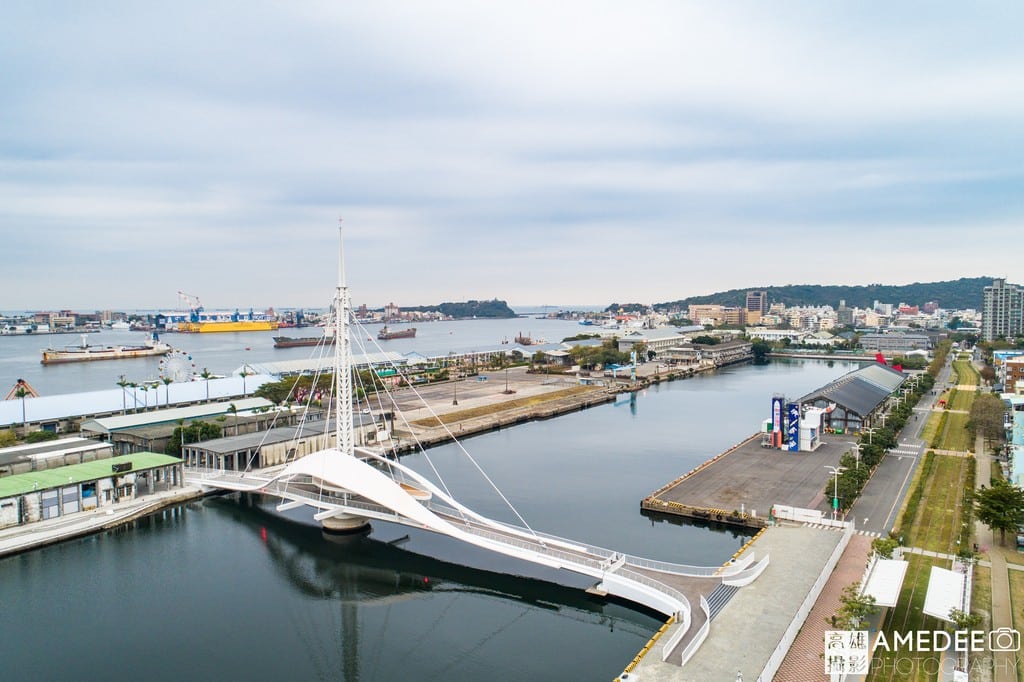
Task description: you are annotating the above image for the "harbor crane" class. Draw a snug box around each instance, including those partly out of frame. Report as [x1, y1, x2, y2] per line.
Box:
[177, 290, 203, 313]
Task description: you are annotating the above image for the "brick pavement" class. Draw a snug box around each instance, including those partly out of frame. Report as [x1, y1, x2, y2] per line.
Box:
[774, 533, 872, 682]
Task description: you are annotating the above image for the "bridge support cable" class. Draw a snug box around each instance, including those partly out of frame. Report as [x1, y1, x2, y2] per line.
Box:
[348, 321, 457, 506]
[349, 317, 541, 541]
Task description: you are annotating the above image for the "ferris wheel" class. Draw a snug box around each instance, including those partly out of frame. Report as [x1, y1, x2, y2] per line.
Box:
[160, 349, 196, 383]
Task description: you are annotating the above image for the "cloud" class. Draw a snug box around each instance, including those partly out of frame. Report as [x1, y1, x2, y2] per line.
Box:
[0, 2, 1022, 309]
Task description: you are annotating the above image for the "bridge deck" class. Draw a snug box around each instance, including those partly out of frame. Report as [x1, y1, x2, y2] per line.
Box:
[185, 466, 756, 669]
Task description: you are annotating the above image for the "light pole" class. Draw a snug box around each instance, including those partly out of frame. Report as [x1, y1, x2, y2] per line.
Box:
[851, 443, 861, 469]
[824, 465, 845, 521]
[862, 427, 877, 445]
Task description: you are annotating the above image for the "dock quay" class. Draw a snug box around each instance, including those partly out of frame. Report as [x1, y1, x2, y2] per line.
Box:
[642, 431, 856, 530]
[0, 486, 203, 558]
[623, 524, 853, 681]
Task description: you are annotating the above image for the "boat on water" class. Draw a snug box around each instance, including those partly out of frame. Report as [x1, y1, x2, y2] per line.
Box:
[178, 319, 278, 333]
[377, 325, 416, 340]
[41, 334, 171, 365]
[273, 335, 336, 348]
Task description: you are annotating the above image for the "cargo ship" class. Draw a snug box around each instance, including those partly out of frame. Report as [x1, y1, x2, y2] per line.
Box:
[273, 335, 336, 348]
[160, 300, 280, 333]
[377, 325, 416, 340]
[41, 334, 171, 365]
[179, 319, 279, 333]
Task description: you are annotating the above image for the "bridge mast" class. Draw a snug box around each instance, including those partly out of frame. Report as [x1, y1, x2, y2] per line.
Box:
[335, 218, 354, 457]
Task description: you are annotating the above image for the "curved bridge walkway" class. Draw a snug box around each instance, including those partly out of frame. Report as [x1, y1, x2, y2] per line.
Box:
[184, 460, 768, 666]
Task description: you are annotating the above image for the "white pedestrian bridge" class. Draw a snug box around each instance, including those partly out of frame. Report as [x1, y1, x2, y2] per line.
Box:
[185, 448, 769, 666]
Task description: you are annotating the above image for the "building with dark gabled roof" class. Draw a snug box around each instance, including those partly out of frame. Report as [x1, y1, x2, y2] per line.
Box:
[798, 363, 906, 434]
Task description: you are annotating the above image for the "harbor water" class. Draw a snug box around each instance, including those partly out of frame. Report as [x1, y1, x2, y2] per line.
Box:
[0, 328, 860, 680]
[1, 317, 597, 396]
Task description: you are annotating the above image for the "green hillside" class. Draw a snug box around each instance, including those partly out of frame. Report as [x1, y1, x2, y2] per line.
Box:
[400, 299, 516, 318]
[651, 277, 992, 312]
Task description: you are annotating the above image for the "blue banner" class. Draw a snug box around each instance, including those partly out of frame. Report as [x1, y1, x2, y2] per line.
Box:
[787, 402, 800, 451]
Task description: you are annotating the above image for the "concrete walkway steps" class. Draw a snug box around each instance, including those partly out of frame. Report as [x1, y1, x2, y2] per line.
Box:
[705, 583, 739, 621]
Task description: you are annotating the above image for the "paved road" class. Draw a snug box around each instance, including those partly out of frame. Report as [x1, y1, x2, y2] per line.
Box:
[850, 356, 955, 536]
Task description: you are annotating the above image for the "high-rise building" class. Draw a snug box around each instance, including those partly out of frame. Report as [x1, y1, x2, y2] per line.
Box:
[745, 290, 768, 315]
[982, 278, 1024, 341]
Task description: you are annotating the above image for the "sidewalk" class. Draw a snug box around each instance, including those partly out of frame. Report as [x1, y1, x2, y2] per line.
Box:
[775, 533, 873, 681]
[975, 434, 1018, 682]
[0, 486, 202, 558]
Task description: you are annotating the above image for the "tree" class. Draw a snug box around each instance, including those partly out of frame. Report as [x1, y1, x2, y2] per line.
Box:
[25, 430, 59, 443]
[116, 375, 130, 414]
[832, 582, 878, 630]
[871, 536, 900, 559]
[974, 479, 1024, 545]
[200, 368, 214, 401]
[165, 421, 223, 456]
[161, 377, 174, 406]
[751, 340, 771, 365]
[227, 403, 239, 436]
[969, 392, 1007, 444]
[0, 430, 17, 447]
[691, 335, 720, 345]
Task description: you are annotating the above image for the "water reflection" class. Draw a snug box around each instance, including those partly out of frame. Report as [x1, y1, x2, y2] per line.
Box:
[215, 494, 658, 631]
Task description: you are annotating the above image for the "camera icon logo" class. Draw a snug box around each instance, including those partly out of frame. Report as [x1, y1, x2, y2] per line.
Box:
[989, 628, 1021, 652]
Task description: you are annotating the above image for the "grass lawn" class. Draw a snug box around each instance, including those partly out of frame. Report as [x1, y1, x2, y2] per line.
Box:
[901, 454, 974, 554]
[948, 387, 976, 412]
[952, 359, 979, 387]
[973, 565, 995, 682]
[919, 411, 943, 445]
[941, 412, 973, 452]
[869, 553, 945, 681]
[410, 386, 598, 426]
[1010, 569, 1024, 682]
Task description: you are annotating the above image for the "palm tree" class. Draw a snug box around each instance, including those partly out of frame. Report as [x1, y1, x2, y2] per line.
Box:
[15, 384, 27, 433]
[140, 384, 150, 409]
[227, 403, 239, 436]
[116, 375, 130, 414]
[200, 368, 213, 401]
[239, 367, 252, 395]
[161, 376, 174, 406]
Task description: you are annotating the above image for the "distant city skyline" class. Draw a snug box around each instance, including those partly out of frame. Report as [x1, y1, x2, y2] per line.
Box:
[2, 3, 1022, 309]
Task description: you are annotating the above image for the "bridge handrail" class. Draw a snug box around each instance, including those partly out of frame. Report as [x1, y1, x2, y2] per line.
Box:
[458, 524, 606, 571]
[624, 555, 727, 578]
[670, 594, 710, 665]
[482, 517, 729, 577]
[616, 567, 689, 606]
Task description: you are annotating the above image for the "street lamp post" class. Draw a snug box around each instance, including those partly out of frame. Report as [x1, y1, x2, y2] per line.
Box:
[851, 443, 861, 469]
[824, 465, 845, 521]
[862, 427, 876, 445]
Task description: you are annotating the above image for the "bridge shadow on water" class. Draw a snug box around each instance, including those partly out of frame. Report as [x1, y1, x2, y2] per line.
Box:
[198, 492, 666, 629]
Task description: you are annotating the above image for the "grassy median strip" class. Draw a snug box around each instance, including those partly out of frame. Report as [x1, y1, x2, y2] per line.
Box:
[897, 453, 974, 553]
[410, 386, 599, 427]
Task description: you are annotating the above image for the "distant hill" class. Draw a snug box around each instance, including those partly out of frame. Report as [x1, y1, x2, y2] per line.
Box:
[401, 298, 516, 319]
[650, 277, 992, 312]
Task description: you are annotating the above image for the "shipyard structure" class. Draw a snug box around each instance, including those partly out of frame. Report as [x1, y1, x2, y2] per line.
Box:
[157, 291, 278, 333]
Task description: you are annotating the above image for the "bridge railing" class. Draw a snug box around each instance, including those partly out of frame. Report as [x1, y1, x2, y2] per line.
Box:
[624, 555, 729, 578]
[666, 594, 709, 664]
[616, 566, 689, 606]
[458, 523, 606, 571]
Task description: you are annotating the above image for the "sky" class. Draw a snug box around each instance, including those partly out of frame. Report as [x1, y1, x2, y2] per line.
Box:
[2, 2, 1022, 312]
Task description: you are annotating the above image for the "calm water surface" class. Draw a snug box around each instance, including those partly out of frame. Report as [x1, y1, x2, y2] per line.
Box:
[0, 359, 859, 680]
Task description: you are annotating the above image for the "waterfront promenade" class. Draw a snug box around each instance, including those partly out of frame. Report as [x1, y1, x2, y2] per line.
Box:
[0, 486, 202, 558]
[628, 524, 849, 681]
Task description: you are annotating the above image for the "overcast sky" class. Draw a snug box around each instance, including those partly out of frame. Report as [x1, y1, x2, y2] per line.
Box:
[2, 2, 1021, 312]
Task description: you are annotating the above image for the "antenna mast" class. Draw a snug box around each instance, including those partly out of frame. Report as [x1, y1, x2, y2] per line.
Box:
[335, 218, 354, 456]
